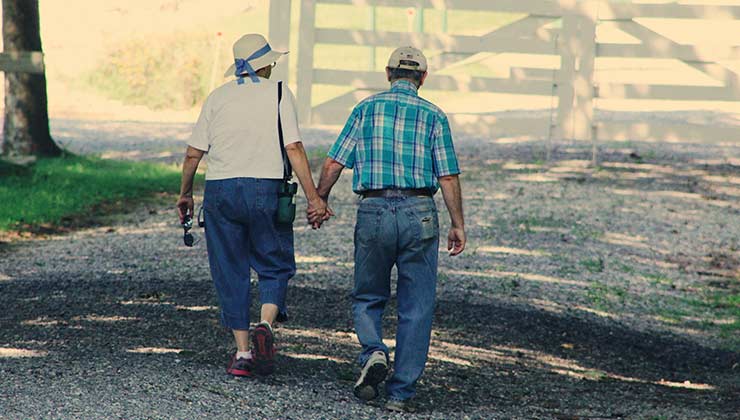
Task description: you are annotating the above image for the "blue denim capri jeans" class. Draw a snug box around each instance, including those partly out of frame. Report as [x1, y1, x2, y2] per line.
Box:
[203, 178, 295, 330]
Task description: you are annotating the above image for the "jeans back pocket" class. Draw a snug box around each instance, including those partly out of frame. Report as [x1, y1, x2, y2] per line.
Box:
[419, 212, 438, 241]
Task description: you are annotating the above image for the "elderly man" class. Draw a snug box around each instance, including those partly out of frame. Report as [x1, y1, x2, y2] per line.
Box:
[177, 34, 326, 377]
[316, 46, 465, 412]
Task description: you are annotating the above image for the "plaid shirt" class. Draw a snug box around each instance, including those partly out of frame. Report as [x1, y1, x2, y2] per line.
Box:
[328, 80, 460, 193]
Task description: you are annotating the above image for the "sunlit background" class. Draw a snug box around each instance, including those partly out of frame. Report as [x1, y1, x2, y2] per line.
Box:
[28, 0, 740, 129]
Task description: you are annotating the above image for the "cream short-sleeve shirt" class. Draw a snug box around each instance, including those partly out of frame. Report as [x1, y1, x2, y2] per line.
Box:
[188, 78, 302, 180]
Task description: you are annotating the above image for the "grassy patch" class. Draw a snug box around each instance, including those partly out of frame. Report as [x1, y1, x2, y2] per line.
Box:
[711, 293, 740, 338]
[586, 281, 627, 310]
[586, 283, 611, 310]
[643, 272, 675, 288]
[663, 292, 740, 348]
[615, 262, 635, 274]
[556, 264, 580, 277]
[0, 155, 196, 231]
[580, 257, 605, 273]
[571, 222, 603, 241]
[513, 214, 567, 233]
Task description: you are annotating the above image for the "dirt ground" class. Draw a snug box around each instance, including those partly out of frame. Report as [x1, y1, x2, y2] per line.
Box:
[1, 126, 738, 419]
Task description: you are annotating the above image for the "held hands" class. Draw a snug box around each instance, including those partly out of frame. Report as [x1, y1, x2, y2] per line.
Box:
[447, 227, 466, 256]
[176, 195, 194, 224]
[307, 196, 333, 229]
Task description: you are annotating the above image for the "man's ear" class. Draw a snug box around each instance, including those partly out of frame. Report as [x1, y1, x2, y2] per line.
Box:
[386, 67, 392, 82]
[419, 71, 428, 87]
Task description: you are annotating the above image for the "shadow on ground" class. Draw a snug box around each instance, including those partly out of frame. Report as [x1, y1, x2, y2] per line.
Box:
[1, 273, 737, 418]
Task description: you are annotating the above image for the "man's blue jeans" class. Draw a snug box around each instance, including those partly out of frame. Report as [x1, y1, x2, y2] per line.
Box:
[353, 196, 439, 401]
[203, 178, 295, 330]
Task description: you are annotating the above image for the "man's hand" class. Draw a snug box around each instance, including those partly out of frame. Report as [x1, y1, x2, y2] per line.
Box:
[307, 197, 329, 229]
[439, 174, 465, 256]
[176, 195, 194, 224]
[447, 227, 466, 256]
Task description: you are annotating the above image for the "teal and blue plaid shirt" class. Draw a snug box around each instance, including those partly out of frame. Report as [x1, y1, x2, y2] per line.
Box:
[328, 80, 460, 193]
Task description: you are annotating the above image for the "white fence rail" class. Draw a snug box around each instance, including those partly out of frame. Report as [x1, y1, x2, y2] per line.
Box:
[282, 0, 740, 145]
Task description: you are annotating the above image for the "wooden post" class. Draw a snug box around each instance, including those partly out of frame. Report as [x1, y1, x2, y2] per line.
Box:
[555, 2, 596, 149]
[576, 3, 597, 164]
[555, 11, 577, 142]
[269, 0, 292, 84]
[297, 0, 316, 124]
[369, 6, 377, 70]
[442, 6, 448, 33]
[416, 6, 424, 32]
[208, 32, 223, 92]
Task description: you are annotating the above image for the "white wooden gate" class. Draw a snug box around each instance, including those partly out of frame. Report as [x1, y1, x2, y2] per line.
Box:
[282, 0, 740, 144]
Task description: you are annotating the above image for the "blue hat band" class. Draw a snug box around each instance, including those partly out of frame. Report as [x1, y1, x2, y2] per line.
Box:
[235, 44, 272, 84]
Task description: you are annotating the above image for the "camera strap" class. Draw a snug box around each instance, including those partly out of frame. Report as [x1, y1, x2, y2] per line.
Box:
[277, 81, 292, 182]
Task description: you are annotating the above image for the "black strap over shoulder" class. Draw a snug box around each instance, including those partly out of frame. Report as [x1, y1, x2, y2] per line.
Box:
[277, 81, 292, 181]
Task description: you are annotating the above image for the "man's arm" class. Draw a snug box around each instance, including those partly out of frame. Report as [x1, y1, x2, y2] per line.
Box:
[438, 174, 465, 256]
[316, 157, 346, 201]
[177, 146, 205, 223]
[284, 142, 327, 227]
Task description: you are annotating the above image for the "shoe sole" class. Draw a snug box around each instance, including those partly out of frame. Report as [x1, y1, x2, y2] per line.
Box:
[252, 326, 275, 376]
[226, 367, 253, 377]
[226, 356, 254, 377]
[353, 363, 387, 401]
[386, 402, 416, 413]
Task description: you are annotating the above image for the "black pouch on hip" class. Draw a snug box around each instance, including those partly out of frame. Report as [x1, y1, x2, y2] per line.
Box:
[276, 81, 297, 225]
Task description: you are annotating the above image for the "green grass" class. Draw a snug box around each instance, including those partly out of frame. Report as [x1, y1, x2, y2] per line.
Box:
[513, 214, 567, 232]
[580, 257, 605, 273]
[643, 272, 675, 288]
[571, 223, 603, 242]
[0, 155, 196, 231]
[657, 291, 740, 348]
[710, 292, 740, 338]
[615, 262, 636, 274]
[586, 281, 627, 310]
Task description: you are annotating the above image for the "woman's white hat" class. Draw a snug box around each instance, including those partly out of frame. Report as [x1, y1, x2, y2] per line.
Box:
[223, 34, 287, 78]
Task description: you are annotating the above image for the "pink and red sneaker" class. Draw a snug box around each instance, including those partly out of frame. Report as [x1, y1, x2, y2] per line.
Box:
[251, 322, 276, 376]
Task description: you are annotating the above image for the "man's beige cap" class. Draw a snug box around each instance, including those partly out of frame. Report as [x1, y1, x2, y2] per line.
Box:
[387, 46, 427, 72]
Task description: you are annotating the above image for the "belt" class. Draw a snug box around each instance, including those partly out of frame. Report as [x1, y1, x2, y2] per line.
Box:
[361, 188, 433, 198]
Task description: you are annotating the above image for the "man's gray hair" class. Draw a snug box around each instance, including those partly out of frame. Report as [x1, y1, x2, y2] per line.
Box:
[388, 67, 424, 84]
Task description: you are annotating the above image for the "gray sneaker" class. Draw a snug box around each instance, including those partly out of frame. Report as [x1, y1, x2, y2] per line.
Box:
[353, 351, 388, 401]
[386, 398, 417, 413]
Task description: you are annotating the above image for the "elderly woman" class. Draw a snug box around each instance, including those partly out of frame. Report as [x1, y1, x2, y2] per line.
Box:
[177, 33, 327, 377]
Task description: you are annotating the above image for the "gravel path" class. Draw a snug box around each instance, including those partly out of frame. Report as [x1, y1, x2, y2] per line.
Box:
[1, 119, 739, 419]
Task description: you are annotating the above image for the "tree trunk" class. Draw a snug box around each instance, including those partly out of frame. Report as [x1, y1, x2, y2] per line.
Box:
[1, 0, 60, 157]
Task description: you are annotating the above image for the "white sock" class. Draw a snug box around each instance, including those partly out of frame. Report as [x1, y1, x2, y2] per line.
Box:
[236, 351, 252, 360]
